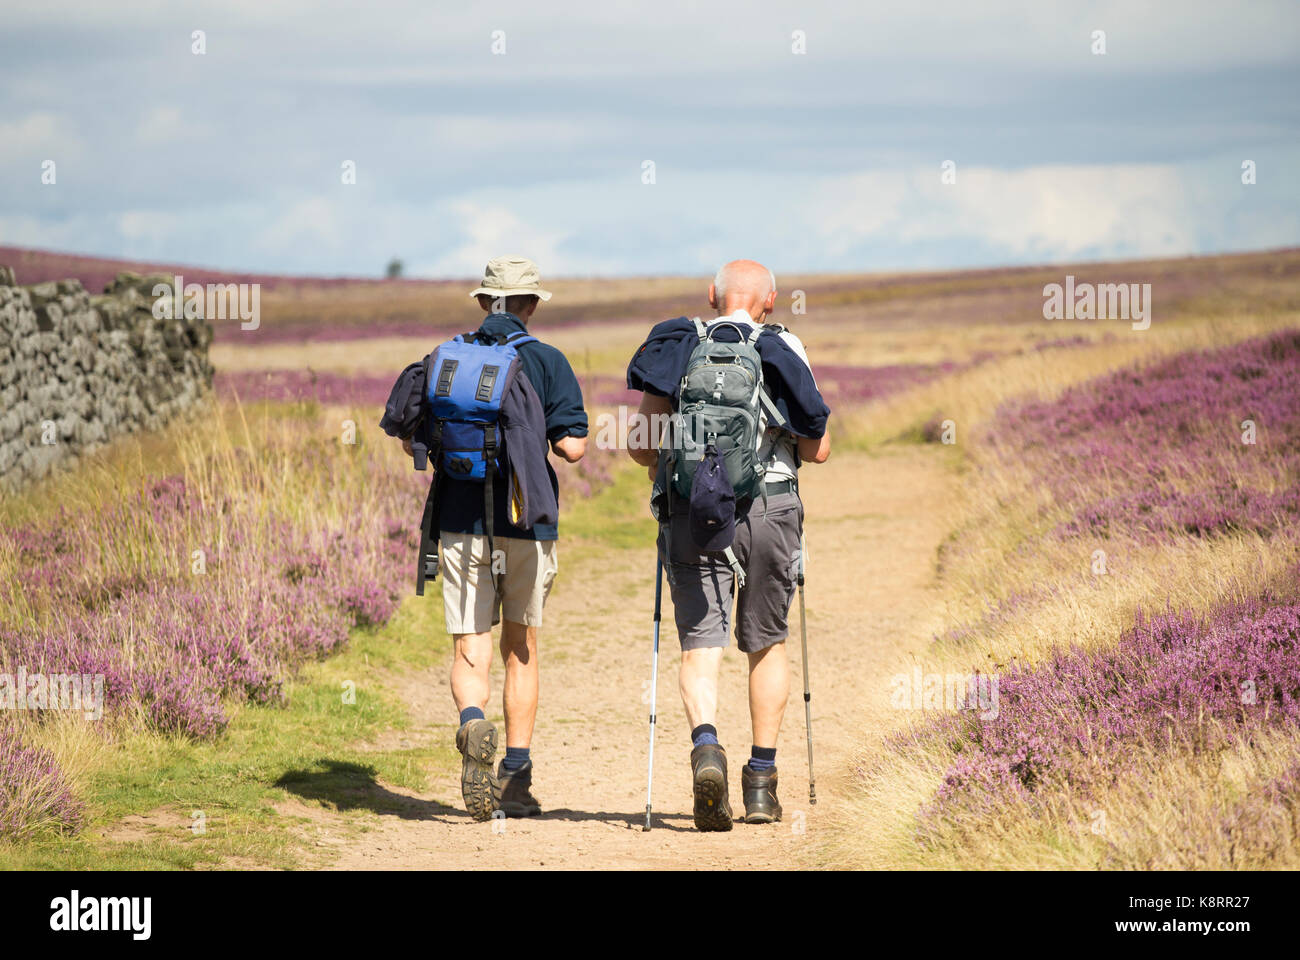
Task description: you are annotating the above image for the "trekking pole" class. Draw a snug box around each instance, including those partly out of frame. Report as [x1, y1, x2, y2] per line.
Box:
[798, 533, 816, 804]
[643, 558, 664, 831]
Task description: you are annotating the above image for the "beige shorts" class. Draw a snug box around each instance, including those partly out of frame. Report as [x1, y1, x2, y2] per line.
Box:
[439, 533, 558, 634]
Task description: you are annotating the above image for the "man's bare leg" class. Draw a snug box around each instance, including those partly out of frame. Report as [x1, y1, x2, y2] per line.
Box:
[499, 619, 539, 749]
[496, 619, 542, 816]
[679, 646, 724, 729]
[451, 631, 493, 713]
[681, 645, 732, 830]
[741, 641, 789, 824]
[747, 642, 789, 749]
[450, 630, 497, 820]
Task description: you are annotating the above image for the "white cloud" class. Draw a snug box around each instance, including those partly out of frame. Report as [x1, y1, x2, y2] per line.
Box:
[117, 208, 180, 243]
[419, 201, 572, 276]
[2, 2, 1296, 276]
[136, 106, 207, 145]
[0, 112, 82, 161]
[801, 172, 909, 258]
[889, 163, 1200, 259]
[251, 195, 348, 256]
[0, 213, 84, 250]
[0, 112, 59, 146]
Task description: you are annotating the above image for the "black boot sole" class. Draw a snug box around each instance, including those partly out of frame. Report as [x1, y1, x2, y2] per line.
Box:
[693, 763, 734, 832]
[458, 720, 499, 822]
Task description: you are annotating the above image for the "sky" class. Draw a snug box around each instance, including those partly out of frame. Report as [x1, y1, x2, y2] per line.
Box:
[2, 0, 1298, 279]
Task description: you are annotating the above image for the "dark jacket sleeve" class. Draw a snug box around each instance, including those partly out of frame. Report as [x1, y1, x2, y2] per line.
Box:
[757, 333, 831, 439]
[536, 345, 589, 441]
[627, 318, 830, 436]
[378, 358, 428, 438]
[626, 317, 695, 399]
[500, 364, 560, 529]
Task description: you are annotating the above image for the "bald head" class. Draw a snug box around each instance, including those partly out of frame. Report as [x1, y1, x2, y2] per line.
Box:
[710, 259, 777, 321]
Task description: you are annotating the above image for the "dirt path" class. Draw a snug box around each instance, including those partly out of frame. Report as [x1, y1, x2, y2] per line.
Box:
[324, 446, 954, 870]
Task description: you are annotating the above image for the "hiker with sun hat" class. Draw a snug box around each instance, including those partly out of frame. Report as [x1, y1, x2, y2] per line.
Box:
[381, 255, 588, 821]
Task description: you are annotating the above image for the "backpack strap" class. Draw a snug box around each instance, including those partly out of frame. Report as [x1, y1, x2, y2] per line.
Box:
[414, 415, 446, 595]
[745, 327, 790, 429]
[502, 331, 537, 348]
[659, 425, 678, 589]
[415, 469, 442, 595]
[482, 422, 502, 597]
[410, 351, 436, 470]
[722, 545, 747, 589]
[758, 388, 787, 430]
[756, 386, 790, 508]
[468, 328, 537, 349]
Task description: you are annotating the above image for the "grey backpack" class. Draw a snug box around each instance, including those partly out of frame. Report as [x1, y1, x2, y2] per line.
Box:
[668, 318, 786, 502]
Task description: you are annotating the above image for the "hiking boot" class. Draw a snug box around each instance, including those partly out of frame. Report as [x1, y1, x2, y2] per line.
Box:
[495, 760, 542, 818]
[454, 718, 499, 822]
[741, 763, 782, 824]
[690, 743, 734, 832]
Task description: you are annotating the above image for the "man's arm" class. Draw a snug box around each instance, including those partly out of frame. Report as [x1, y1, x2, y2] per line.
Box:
[787, 335, 830, 464]
[798, 429, 830, 464]
[538, 348, 589, 464]
[628, 392, 673, 468]
[551, 435, 586, 462]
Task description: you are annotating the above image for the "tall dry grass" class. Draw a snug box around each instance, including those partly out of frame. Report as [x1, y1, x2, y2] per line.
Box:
[0, 395, 420, 838]
[821, 304, 1300, 870]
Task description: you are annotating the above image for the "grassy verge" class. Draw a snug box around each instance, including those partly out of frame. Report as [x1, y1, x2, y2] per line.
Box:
[0, 395, 452, 867]
[563, 459, 658, 551]
[823, 319, 1300, 870]
[0, 593, 458, 870]
[0, 448, 654, 870]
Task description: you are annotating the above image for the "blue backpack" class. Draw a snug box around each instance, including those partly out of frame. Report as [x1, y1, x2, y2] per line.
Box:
[421, 330, 536, 477]
[413, 329, 536, 595]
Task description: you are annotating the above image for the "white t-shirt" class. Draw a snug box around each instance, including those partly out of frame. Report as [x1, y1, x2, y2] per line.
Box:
[702, 309, 815, 484]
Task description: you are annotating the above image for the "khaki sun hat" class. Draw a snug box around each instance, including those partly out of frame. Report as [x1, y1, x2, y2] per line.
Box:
[468, 255, 553, 302]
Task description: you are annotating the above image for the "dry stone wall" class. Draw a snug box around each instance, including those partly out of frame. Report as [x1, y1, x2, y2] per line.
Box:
[0, 266, 214, 490]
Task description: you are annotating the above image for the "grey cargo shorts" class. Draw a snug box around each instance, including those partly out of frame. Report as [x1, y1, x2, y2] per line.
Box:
[656, 490, 803, 654]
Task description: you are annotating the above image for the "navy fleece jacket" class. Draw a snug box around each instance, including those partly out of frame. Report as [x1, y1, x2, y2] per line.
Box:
[626, 317, 830, 438]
